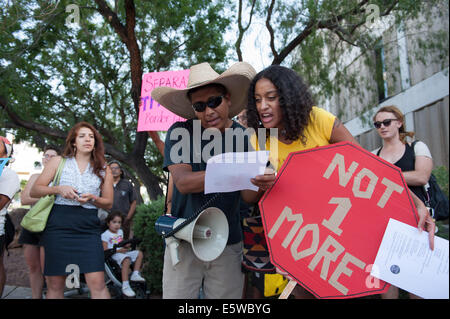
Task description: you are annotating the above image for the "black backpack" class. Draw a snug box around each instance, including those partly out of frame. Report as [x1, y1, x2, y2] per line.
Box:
[424, 174, 449, 221]
[412, 141, 449, 221]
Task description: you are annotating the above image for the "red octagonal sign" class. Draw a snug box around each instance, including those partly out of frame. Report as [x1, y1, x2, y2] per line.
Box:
[259, 142, 419, 299]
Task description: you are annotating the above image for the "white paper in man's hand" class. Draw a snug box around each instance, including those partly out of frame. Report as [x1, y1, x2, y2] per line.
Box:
[371, 218, 449, 299]
[204, 151, 269, 194]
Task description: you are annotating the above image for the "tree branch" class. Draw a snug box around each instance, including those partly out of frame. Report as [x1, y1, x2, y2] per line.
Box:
[236, 0, 257, 61]
[0, 95, 66, 139]
[0, 95, 127, 162]
[93, 0, 128, 44]
[266, 0, 278, 61]
[272, 19, 316, 65]
[271, 0, 400, 65]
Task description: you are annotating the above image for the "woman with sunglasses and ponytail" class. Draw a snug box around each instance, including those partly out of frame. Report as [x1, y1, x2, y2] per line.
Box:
[372, 105, 435, 299]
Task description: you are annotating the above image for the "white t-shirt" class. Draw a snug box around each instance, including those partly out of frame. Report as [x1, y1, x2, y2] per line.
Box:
[411, 141, 432, 158]
[0, 167, 20, 236]
[371, 141, 432, 158]
[101, 229, 124, 249]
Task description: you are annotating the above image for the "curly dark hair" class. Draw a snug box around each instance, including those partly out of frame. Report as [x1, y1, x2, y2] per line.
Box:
[246, 65, 315, 144]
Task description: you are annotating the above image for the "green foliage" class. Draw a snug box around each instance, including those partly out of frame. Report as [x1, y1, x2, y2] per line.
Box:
[432, 166, 449, 198]
[0, 0, 231, 199]
[136, 0, 232, 72]
[436, 220, 449, 240]
[288, 0, 448, 123]
[132, 197, 166, 294]
[20, 179, 27, 190]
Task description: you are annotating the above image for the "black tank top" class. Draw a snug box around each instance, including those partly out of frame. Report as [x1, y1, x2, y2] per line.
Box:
[377, 143, 427, 202]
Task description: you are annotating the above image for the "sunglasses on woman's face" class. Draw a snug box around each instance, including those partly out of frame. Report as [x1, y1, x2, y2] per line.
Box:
[373, 118, 399, 129]
[192, 95, 224, 112]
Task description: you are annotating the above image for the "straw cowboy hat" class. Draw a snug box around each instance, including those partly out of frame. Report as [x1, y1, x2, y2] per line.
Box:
[151, 62, 256, 120]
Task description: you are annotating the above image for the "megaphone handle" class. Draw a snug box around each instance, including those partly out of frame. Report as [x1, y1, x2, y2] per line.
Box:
[166, 237, 180, 267]
[163, 193, 220, 238]
[279, 280, 297, 299]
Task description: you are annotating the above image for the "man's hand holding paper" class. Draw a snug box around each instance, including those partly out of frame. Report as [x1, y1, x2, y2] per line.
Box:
[205, 151, 270, 194]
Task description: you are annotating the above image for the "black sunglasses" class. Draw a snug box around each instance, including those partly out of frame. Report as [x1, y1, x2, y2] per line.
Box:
[373, 119, 399, 129]
[192, 95, 224, 112]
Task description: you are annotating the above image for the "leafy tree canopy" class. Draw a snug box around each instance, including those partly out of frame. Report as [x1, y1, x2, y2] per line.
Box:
[1, 0, 447, 199]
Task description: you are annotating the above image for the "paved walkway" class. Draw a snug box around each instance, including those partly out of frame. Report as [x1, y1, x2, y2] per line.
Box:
[1, 285, 33, 299]
[1, 285, 90, 299]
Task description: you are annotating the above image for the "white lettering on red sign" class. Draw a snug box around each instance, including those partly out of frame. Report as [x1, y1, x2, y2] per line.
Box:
[268, 152, 404, 295]
[268, 206, 303, 249]
[323, 153, 404, 207]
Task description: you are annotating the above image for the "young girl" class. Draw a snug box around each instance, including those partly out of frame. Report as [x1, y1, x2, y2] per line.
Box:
[102, 211, 145, 298]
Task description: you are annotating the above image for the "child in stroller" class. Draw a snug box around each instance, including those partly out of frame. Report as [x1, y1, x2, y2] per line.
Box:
[102, 211, 147, 298]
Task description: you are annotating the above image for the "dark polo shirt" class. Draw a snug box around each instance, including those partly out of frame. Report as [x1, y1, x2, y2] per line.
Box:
[111, 178, 137, 216]
[163, 119, 250, 245]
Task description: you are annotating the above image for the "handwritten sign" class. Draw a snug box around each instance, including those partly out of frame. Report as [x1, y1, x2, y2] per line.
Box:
[137, 69, 189, 131]
[259, 142, 419, 299]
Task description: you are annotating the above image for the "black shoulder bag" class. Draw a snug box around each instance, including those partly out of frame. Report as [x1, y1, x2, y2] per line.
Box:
[412, 141, 449, 221]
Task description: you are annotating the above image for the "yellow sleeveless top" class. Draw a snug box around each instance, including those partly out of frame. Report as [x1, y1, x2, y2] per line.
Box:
[251, 106, 336, 171]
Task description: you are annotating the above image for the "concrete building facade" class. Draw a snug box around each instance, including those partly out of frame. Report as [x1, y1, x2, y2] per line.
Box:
[314, 3, 449, 168]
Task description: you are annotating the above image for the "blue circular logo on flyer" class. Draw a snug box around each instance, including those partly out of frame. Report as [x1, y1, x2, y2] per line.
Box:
[390, 265, 400, 274]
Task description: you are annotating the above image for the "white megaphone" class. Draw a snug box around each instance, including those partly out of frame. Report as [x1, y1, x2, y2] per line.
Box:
[155, 207, 229, 266]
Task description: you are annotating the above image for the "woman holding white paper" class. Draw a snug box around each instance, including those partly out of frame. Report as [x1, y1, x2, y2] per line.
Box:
[372, 105, 436, 299]
[242, 65, 358, 298]
[243, 66, 435, 299]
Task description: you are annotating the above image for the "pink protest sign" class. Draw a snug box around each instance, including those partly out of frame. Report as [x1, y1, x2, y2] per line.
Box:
[137, 69, 189, 131]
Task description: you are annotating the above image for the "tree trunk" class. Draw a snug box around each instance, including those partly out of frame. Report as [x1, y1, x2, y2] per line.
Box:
[93, 0, 164, 200]
[131, 155, 164, 200]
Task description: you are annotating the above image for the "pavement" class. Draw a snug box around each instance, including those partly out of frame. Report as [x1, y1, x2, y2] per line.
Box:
[1, 285, 33, 299]
[1, 285, 90, 299]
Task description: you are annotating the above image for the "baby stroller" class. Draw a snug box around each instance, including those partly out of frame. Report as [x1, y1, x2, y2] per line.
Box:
[104, 237, 151, 299]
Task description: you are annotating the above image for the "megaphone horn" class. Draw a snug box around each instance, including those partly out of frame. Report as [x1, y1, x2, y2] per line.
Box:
[155, 207, 229, 266]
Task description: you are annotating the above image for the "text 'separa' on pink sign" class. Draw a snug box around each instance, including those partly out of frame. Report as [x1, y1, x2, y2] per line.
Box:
[137, 69, 189, 132]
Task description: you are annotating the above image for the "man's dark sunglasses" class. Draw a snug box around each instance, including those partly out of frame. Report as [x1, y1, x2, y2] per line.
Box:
[373, 118, 399, 129]
[192, 95, 224, 112]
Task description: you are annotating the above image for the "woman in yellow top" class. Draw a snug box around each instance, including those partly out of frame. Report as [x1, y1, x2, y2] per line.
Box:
[242, 65, 357, 298]
[243, 65, 357, 192]
[243, 65, 434, 298]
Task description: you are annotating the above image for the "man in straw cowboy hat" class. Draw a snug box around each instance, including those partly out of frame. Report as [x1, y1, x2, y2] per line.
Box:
[152, 61, 275, 299]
